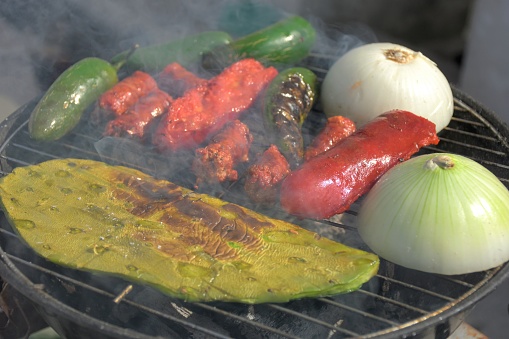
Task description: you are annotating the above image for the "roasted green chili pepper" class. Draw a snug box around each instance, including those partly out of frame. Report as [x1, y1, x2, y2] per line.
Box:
[0, 158, 379, 304]
[28, 57, 122, 142]
[202, 16, 316, 71]
[110, 31, 233, 73]
[263, 67, 318, 168]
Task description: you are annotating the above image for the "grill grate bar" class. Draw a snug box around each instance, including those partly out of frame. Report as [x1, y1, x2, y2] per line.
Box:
[454, 99, 509, 150]
[0, 120, 28, 153]
[267, 303, 360, 336]
[193, 303, 302, 339]
[319, 296, 404, 324]
[449, 116, 485, 127]
[320, 218, 357, 231]
[478, 159, 509, 170]
[307, 52, 338, 60]
[440, 276, 476, 289]
[375, 275, 455, 302]
[0, 155, 31, 167]
[442, 126, 500, 142]
[498, 178, 509, 185]
[356, 289, 428, 315]
[0, 160, 29, 176]
[437, 137, 507, 156]
[11, 143, 60, 159]
[0, 227, 16, 238]
[59, 142, 103, 159]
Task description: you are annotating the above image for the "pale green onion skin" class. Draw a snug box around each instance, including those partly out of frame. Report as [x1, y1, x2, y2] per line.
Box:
[357, 153, 509, 275]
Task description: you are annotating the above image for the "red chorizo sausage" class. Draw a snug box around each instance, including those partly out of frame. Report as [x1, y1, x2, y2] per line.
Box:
[99, 71, 158, 117]
[104, 89, 172, 139]
[304, 115, 356, 161]
[279, 110, 440, 219]
[152, 59, 278, 152]
[156, 62, 207, 97]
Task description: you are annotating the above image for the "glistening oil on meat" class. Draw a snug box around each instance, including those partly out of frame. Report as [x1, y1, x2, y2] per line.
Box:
[0, 158, 379, 304]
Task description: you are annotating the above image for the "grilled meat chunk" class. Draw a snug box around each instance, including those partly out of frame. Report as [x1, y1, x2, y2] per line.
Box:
[192, 120, 253, 187]
[98, 70, 158, 118]
[156, 62, 207, 97]
[153, 58, 278, 152]
[244, 144, 291, 204]
[104, 89, 173, 139]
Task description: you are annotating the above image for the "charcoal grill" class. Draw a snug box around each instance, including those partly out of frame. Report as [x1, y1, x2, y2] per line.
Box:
[0, 54, 508, 339]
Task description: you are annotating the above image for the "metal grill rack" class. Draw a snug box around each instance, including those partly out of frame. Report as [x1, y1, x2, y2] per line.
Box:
[0, 74, 508, 338]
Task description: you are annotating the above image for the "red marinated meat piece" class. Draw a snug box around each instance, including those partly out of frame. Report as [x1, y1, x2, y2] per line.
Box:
[156, 62, 207, 97]
[153, 58, 278, 152]
[304, 116, 356, 160]
[192, 120, 253, 188]
[99, 71, 158, 117]
[280, 110, 440, 219]
[104, 89, 173, 139]
[244, 144, 291, 204]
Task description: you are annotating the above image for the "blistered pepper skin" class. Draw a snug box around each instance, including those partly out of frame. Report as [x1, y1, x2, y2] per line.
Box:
[263, 67, 317, 169]
[279, 110, 440, 219]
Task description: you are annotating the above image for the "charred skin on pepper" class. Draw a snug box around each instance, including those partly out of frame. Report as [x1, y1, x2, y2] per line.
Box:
[262, 67, 318, 168]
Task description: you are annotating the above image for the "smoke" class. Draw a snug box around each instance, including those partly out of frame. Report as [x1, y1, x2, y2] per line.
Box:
[0, 0, 378, 89]
[1, 0, 379, 190]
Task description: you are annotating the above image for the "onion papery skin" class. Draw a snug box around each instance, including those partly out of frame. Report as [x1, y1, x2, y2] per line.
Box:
[357, 153, 509, 275]
[321, 42, 454, 133]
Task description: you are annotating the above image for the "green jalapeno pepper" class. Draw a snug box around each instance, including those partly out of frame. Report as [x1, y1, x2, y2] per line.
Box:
[111, 31, 233, 73]
[28, 57, 121, 142]
[202, 16, 316, 71]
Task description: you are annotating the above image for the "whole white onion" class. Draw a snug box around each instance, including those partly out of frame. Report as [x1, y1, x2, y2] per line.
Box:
[321, 42, 454, 132]
[357, 153, 509, 275]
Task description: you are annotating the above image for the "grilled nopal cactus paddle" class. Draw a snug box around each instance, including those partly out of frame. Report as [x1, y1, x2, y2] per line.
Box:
[0, 158, 379, 304]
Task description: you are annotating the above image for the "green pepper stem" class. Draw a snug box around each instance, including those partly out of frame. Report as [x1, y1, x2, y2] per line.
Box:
[111, 44, 140, 71]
